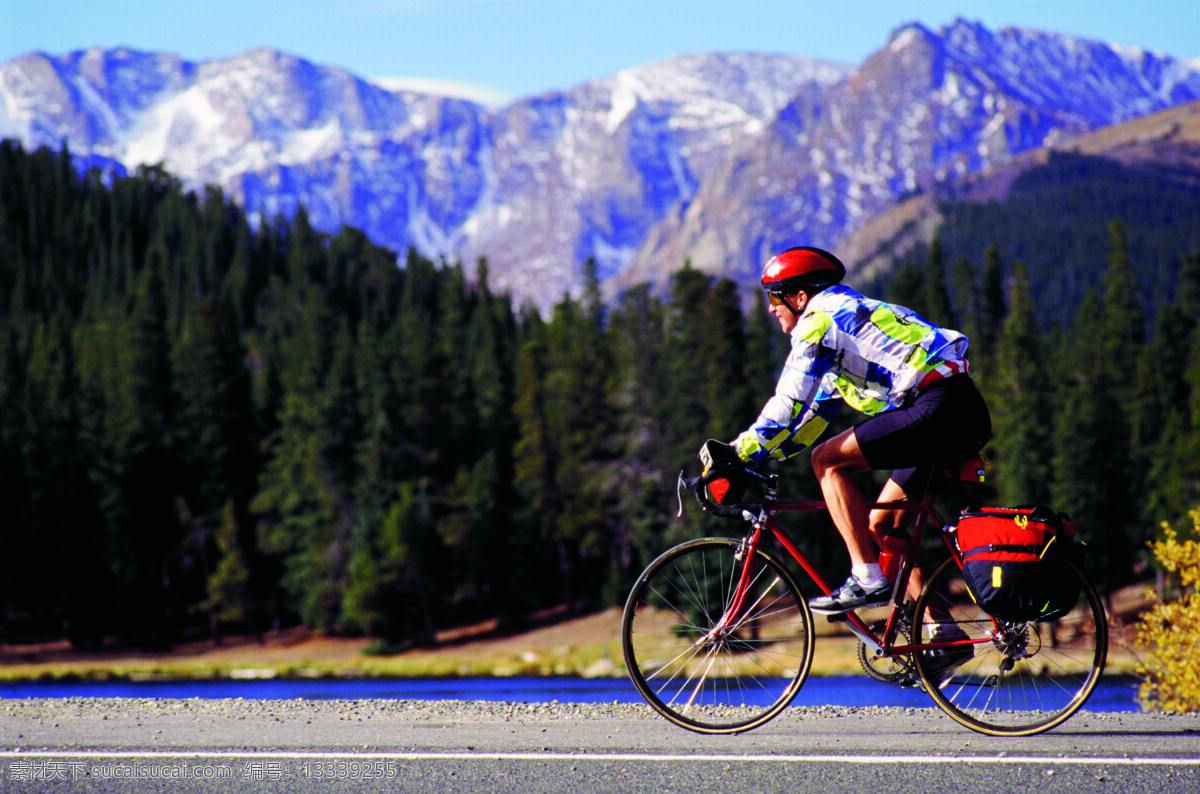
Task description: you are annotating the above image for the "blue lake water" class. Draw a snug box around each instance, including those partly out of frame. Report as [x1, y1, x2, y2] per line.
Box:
[0, 675, 1143, 712]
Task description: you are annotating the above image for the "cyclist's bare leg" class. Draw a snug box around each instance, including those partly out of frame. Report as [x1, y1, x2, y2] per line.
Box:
[810, 428, 876, 568]
[868, 477, 923, 601]
[866, 478, 954, 626]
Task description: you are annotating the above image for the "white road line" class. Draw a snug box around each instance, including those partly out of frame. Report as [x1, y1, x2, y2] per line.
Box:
[2, 751, 1198, 767]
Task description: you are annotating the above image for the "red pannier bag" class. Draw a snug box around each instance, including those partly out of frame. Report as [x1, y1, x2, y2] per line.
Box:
[955, 505, 1081, 622]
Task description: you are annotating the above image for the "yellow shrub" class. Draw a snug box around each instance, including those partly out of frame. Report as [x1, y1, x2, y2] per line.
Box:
[1136, 509, 1200, 713]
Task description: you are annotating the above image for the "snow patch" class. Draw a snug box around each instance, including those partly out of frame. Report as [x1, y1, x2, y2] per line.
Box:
[370, 76, 509, 107]
[890, 26, 925, 52]
[120, 85, 227, 174]
[281, 120, 344, 165]
[605, 70, 645, 134]
[591, 233, 636, 281]
[0, 89, 27, 138]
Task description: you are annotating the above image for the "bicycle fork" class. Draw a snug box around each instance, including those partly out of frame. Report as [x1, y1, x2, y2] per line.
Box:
[697, 531, 764, 643]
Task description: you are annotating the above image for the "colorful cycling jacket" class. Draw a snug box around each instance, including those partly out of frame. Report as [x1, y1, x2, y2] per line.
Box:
[734, 285, 970, 463]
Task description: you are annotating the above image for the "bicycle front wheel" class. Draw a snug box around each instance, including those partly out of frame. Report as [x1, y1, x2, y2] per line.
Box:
[621, 537, 815, 734]
[913, 556, 1108, 736]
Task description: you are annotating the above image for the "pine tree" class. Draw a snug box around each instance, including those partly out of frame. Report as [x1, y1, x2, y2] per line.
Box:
[920, 238, 954, 327]
[604, 285, 671, 590]
[430, 262, 477, 478]
[173, 292, 257, 523]
[394, 253, 449, 480]
[1100, 221, 1148, 454]
[343, 482, 438, 646]
[285, 207, 324, 287]
[978, 244, 1007, 356]
[662, 266, 717, 465]
[1051, 256, 1142, 590]
[885, 257, 925, 311]
[72, 311, 128, 645]
[15, 313, 106, 644]
[1049, 295, 1113, 568]
[346, 298, 406, 638]
[990, 262, 1052, 505]
[1145, 252, 1200, 527]
[431, 263, 522, 623]
[700, 278, 754, 440]
[950, 254, 979, 344]
[537, 290, 614, 609]
[172, 291, 258, 631]
[252, 285, 355, 631]
[461, 266, 524, 622]
[106, 260, 181, 646]
[513, 321, 560, 590]
[196, 501, 251, 644]
[0, 324, 26, 630]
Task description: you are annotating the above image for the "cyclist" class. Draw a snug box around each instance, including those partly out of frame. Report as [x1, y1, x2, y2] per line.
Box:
[718, 246, 992, 616]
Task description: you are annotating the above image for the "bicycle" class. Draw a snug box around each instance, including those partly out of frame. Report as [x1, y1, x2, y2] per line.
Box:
[620, 457, 1108, 737]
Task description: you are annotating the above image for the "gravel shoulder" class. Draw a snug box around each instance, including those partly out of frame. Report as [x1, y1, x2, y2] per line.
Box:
[3, 697, 1196, 754]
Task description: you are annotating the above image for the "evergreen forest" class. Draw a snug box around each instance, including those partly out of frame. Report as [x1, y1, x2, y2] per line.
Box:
[3, 140, 1200, 651]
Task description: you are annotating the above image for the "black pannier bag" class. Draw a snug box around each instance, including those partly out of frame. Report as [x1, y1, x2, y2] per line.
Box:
[955, 505, 1083, 622]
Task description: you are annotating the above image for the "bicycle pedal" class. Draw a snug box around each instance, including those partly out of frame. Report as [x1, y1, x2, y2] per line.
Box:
[825, 614, 848, 623]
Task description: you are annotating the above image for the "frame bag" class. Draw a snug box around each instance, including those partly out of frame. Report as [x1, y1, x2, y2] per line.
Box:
[955, 505, 1082, 622]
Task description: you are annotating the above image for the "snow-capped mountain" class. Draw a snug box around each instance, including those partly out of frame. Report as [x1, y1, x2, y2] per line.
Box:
[623, 21, 1200, 292]
[455, 52, 850, 301]
[3, 20, 1200, 309]
[0, 46, 495, 263]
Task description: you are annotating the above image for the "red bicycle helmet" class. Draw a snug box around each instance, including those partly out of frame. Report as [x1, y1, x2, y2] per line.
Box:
[761, 247, 846, 295]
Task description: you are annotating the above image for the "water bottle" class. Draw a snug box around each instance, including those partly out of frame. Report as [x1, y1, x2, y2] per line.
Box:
[878, 534, 906, 583]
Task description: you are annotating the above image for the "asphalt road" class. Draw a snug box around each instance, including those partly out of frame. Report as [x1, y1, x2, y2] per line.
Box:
[2, 699, 1198, 793]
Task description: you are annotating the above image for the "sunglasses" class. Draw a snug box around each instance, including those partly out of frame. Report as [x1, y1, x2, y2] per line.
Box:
[767, 292, 787, 307]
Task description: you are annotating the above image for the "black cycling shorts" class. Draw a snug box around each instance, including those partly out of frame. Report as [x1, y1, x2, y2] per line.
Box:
[854, 375, 992, 492]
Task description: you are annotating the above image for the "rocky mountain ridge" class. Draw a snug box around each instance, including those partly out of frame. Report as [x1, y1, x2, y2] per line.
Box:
[3, 20, 1199, 309]
[838, 97, 1200, 284]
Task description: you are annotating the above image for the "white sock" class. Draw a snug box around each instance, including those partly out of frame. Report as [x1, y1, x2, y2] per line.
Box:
[852, 562, 886, 587]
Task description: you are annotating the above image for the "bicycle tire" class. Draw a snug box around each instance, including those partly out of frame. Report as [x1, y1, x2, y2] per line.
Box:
[912, 556, 1108, 736]
[621, 537, 815, 734]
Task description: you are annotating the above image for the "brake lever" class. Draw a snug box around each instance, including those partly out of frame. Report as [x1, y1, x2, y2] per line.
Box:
[676, 470, 687, 517]
[676, 470, 709, 517]
[676, 470, 705, 517]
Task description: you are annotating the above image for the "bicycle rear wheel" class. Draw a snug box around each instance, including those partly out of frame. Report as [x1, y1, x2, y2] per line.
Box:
[621, 537, 815, 734]
[913, 556, 1108, 736]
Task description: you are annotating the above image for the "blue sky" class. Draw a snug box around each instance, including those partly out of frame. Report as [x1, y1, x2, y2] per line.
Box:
[4, 1, 1198, 104]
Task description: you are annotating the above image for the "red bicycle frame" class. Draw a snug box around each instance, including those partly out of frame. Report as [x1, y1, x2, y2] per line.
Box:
[719, 491, 983, 661]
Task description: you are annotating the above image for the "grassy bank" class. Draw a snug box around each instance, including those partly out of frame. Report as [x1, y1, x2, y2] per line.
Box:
[1, 607, 875, 682]
[2, 597, 1144, 683]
